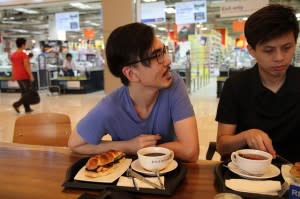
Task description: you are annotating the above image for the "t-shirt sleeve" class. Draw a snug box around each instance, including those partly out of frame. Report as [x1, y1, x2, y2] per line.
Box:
[215, 78, 237, 124]
[76, 101, 108, 144]
[170, 72, 195, 122]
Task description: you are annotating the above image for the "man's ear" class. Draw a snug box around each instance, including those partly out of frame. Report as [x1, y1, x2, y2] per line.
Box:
[247, 45, 256, 58]
[122, 66, 140, 82]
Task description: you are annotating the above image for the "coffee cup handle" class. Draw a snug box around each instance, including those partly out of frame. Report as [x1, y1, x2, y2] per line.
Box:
[231, 152, 238, 166]
[169, 151, 174, 161]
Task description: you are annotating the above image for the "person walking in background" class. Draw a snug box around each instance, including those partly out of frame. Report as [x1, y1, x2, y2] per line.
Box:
[215, 4, 300, 162]
[11, 38, 35, 113]
[62, 53, 76, 76]
[68, 22, 199, 162]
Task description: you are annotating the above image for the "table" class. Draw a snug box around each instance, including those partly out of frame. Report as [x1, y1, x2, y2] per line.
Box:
[0, 142, 219, 199]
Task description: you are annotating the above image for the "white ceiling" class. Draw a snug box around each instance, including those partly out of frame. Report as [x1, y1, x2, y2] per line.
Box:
[0, 0, 299, 41]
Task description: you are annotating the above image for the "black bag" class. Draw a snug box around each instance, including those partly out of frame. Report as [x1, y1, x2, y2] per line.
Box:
[23, 89, 40, 105]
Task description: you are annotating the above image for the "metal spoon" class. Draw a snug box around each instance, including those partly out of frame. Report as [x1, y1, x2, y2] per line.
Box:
[276, 154, 293, 165]
[154, 169, 165, 189]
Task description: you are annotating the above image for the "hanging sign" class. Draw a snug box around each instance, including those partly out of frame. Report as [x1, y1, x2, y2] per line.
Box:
[55, 12, 80, 31]
[220, 0, 268, 17]
[175, 1, 207, 25]
[141, 1, 165, 23]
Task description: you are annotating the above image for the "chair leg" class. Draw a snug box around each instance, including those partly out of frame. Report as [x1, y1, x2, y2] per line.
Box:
[206, 142, 216, 160]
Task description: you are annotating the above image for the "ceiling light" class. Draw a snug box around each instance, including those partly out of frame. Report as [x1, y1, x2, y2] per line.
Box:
[70, 3, 92, 10]
[2, 21, 23, 24]
[143, 0, 157, 2]
[149, 24, 157, 28]
[9, 29, 29, 33]
[158, 27, 166, 31]
[14, 8, 39, 14]
[164, 7, 176, 14]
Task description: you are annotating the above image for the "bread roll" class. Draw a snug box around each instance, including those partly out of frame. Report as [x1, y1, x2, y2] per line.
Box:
[85, 150, 125, 178]
[290, 162, 300, 178]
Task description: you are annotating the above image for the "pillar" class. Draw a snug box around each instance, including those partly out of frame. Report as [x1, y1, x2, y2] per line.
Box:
[102, 0, 140, 94]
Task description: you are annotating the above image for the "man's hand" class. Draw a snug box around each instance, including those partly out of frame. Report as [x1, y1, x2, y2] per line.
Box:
[242, 129, 276, 157]
[127, 134, 161, 154]
[30, 74, 35, 82]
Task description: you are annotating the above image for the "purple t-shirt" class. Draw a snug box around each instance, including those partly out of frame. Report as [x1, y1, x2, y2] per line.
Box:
[77, 72, 194, 144]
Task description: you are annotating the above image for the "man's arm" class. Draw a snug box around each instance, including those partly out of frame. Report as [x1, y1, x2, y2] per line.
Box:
[159, 116, 199, 162]
[23, 57, 34, 81]
[68, 130, 161, 155]
[216, 122, 276, 157]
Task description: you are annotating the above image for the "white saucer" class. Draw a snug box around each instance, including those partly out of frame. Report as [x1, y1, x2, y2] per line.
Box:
[227, 162, 280, 180]
[131, 159, 178, 176]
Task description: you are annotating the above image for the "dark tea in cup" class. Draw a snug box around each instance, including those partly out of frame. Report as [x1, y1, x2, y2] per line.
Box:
[144, 153, 166, 157]
[239, 153, 268, 160]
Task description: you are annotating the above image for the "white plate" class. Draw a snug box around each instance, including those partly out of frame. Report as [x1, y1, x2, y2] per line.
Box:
[131, 159, 178, 176]
[74, 158, 132, 183]
[227, 162, 280, 180]
[281, 164, 300, 185]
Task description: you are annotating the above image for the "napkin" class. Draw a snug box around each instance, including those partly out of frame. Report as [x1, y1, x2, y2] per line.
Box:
[117, 176, 165, 189]
[225, 179, 281, 196]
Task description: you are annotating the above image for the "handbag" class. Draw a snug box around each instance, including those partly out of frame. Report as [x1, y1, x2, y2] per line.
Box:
[23, 89, 40, 105]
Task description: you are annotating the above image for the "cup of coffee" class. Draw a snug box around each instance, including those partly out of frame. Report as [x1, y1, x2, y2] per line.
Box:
[214, 193, 243, 199]
[231, 149, 272, 175]
[137, 147, 174, 171]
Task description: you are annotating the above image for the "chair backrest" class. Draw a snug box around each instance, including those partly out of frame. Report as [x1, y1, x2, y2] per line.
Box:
[13, 112, 71, 147]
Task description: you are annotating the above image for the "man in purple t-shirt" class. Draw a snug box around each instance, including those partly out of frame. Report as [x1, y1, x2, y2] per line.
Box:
[68, 23, 199, 162]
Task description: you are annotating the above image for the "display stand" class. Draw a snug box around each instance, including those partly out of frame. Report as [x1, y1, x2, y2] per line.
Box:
[50, 69, 103, 94]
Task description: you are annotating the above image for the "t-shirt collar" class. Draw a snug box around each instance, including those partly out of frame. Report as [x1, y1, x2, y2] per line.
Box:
[252, 64, 299, 96]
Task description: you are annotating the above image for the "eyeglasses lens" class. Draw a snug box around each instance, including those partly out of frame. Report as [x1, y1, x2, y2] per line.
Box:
[156, 46, 168, 64]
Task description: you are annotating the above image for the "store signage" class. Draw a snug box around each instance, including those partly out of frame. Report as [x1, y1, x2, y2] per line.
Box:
[175, 1, 207, 25]
[84, 28, 96, 40]
[55, 12, 80, 32]
[141, 1, 165, 23]
[220, 0, 268, 17]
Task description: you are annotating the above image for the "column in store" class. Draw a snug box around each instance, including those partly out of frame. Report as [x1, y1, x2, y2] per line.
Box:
[102, 0, 140, 93]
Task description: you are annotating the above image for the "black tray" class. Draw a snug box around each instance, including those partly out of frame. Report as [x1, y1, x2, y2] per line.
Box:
[62, 157, 187, 196]
[215, 161, 288, 199]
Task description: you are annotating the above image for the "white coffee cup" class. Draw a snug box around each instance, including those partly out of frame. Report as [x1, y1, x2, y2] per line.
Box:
[231, 149, 272, 175]
[214, 193, 243, 199]
[137, 147, 174, 171]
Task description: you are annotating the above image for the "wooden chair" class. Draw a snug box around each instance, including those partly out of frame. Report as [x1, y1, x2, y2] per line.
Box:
[13, 112, 71, 147]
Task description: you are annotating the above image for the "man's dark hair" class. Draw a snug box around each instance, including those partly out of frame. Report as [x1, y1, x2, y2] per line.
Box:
[245, 4, 299, 49]
[105, 22, 154, 86]
[66, 53, 72, 58]
[16, 38, 26, 48]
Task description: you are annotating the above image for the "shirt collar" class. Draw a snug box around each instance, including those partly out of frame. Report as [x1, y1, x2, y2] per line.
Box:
[252, 64, 300, 96]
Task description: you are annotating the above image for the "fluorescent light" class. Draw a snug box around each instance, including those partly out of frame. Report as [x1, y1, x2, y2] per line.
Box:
[149, 24, 157, 28]
[158, 27, 166, 31]
[164, 7, 176, 14]
[70, 3, 91, 9]
[144, 0, 157, 2]
[2, 21, 23, 24]
[9, 29, 29, 33]
[296, 13, 300, 18]
[14, 8, 39, 14]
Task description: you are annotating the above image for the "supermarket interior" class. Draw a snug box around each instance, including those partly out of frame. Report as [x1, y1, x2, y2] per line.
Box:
[0, 0, 300, 159]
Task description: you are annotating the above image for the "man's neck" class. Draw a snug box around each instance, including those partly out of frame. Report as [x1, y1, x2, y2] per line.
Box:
[259, 70, 286, 93]
[128, 86, 159, 119]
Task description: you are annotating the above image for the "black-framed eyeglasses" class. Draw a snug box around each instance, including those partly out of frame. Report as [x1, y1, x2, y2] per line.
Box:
[126, 45, 168, 66]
